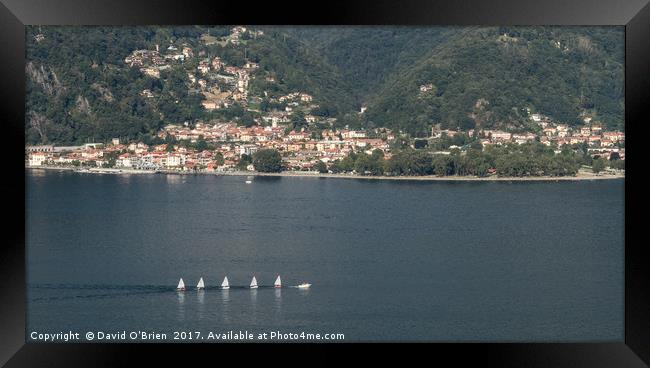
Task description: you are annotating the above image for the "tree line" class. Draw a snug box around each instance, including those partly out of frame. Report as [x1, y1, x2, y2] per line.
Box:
[327, 142, 610, 177]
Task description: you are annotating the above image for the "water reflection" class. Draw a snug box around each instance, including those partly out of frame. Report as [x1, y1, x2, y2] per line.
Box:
[222, 289, 230, 303]
[274, 288, 282, 316]
[30, 169, 47, 177]
[298, 288, 310, 296]
[116, 174, 132, 185]
[221, 289, 230, 323]
[166, 175, 184, 185]
[249, 288, 258, 323]
[196, 290, 205, 320]
[176, 291, 185, 321]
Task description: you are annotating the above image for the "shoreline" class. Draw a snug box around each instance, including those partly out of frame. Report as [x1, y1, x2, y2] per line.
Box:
[26, 166, 625, 182]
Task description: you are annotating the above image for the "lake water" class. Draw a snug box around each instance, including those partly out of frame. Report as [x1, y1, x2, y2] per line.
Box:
[26, 170, 624, 342]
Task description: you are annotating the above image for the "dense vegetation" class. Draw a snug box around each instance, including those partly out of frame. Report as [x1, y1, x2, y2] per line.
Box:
[252, 149, 283, 172]
[284, 27, 456, 98]
[362, 27, 624, 136]
[25, 26, 356, 145]
[287, 26, 623, 135]
[26, 26, 624, 145]
[328, 142, 606, 178]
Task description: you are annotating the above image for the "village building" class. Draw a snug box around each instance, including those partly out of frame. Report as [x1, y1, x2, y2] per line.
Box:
[28, 152, 49, 166]
[489, 131, 512, 141]
[140, 67, 160, 78]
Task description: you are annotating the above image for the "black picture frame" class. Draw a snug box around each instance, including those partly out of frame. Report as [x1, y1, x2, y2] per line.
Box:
[1, 0, 648, 366]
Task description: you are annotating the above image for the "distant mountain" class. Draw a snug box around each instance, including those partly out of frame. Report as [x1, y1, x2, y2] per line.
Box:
[25, 26, 624, 145]
[358, 27, 624, 136]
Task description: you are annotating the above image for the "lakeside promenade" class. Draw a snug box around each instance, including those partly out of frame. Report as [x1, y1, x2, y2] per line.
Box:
[27, 165, 624, 182]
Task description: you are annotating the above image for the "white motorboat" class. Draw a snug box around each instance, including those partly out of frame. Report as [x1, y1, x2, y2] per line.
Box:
[274, 275, 282, 288]
[221, 276, 230, 290]
[176, 278, 186, 291]
[297, 283, 311, 289]
[196, 277, 205, 290]
[250, 276, 258, 289]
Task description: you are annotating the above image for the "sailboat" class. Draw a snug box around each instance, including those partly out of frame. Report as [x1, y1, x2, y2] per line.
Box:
[274, 275, 282, 288]
[250, 276, 258, 289]
[221, 276, 230, 290]
[196, 277, 205, 290]
[176, 278, 185, 291]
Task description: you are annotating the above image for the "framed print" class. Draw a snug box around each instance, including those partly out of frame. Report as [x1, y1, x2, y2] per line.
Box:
[1, 0, 648, 366]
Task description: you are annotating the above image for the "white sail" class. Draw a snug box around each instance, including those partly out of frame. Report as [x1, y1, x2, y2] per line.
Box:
[274, 275, 282, 288]
[221, 276, 229, 289]
[250, 276, 258, 288]
[197, 277, 205, 289]
[176, 278, 185, 290]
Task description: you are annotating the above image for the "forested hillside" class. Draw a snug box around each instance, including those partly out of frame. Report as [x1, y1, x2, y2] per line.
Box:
[361, 27, 624, 136]
[283, 26, 457, 96]
[25, 26, 624, 145]
[25, 26, 356, 145]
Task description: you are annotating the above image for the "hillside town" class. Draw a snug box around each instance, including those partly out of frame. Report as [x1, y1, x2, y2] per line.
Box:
[25, 26, 625, 175]
[26, 114, 624, 174]
[124, 26, 270, 112]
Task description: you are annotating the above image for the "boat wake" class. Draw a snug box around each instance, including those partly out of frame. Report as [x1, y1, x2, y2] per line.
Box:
[29, 282, 311, 302]
[28, 284, 172, 302]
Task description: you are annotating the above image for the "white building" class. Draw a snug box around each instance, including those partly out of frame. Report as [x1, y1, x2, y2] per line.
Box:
[239, 144, 259, 156]
[28, 152, 49, 166]
[116, 155, 133, 168]
[341, 130, 367, 139]
[166, 154, 185, 167]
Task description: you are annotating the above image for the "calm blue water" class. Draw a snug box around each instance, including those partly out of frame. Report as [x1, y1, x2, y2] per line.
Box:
[26, 170, 624, 342]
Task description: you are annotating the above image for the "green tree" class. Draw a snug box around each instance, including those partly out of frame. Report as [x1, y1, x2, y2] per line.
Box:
[610, 159, 625, 170]
[313, 160, 328, 173]
[354, 152, 385, 175]
[240, 112, 256, 128]
[252, 149, 283, 172]
[236, 154, 252, 171]
[290, 110, 307, 131]
[592, 158, 606, 173]
[194, 137, 208, 152]
[213, 152, 225, 166]
[103, 151, 119, 167]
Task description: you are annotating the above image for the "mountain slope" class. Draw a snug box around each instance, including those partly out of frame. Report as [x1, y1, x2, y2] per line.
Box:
[284, 26, 457, 97]
[25, 26, 624, 145]
[362, 26, 624, 135]
[25, 26, 356, 145]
